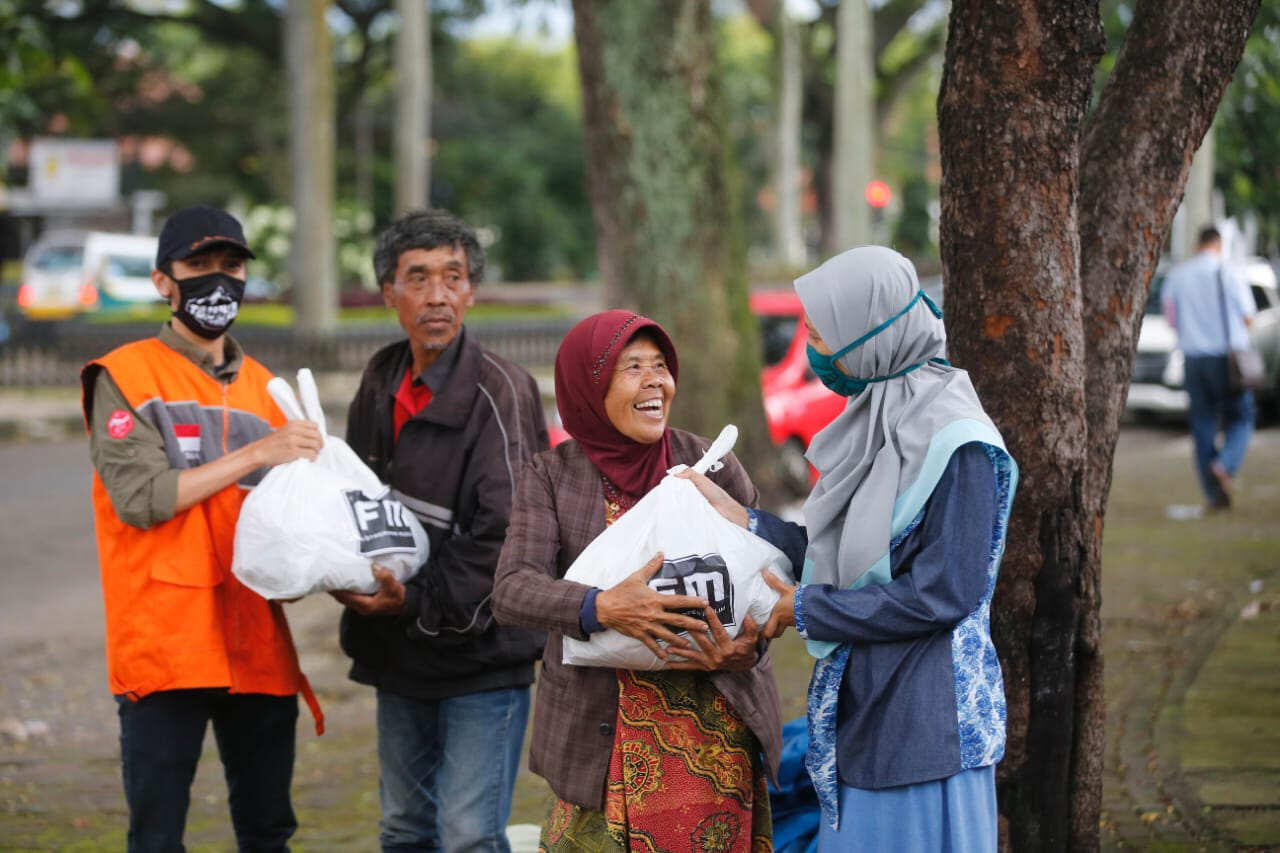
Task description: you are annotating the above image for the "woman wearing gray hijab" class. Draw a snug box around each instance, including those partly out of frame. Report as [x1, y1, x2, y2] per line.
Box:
[682, 246, 1017, 850]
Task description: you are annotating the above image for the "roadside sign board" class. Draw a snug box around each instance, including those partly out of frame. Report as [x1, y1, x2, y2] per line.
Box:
[30, 138, 120, 205]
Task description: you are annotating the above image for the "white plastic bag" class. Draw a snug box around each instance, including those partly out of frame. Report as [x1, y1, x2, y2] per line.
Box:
[562, 425, 793, 670]
[232, 368, 429, 599]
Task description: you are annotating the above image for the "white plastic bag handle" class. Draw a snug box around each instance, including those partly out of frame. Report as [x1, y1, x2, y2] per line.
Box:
[691, 424, 738, 474]
[267, 377, 307, 422]
[295, 368, 327, 437]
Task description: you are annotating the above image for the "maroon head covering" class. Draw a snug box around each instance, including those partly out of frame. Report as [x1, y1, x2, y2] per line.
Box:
[555, 310, 680, 502]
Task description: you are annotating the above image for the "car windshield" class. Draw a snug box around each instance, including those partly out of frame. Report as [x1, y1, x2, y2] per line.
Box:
[33, 247, 82, 272]
[106, 255, 153, 277]
[759, 315, 796, 367]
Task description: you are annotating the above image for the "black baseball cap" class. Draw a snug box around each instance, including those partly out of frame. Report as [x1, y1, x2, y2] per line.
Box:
[155, 205, 256, 268]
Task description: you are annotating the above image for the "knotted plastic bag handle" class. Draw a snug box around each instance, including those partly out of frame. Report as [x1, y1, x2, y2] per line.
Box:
[691, 424, 738, 475]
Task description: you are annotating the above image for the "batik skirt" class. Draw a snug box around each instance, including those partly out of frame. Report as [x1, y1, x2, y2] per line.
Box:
[540, 669, 772, 853]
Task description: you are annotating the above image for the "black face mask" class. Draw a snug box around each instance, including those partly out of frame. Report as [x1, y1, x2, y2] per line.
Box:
[171, 272, 246, 339]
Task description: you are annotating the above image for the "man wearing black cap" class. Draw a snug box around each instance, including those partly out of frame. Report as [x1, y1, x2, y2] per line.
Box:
[81, 205, 324, 851]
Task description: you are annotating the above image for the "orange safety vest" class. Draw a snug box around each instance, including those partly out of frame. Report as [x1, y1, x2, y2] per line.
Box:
[85, 337, 323, 733]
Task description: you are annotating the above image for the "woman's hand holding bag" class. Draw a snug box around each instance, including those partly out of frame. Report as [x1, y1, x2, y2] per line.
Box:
[561, 425, 795, 670]
[593, 552, 708, 661]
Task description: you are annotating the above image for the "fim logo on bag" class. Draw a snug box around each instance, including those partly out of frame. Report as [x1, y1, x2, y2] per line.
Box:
[343, 489, 417, 556]
[649, 553, 734, 627]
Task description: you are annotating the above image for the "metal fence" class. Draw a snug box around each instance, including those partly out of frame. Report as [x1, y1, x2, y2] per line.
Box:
[0, 319, 574, 386]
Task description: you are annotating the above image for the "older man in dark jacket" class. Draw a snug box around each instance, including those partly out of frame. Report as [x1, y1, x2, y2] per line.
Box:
[333, 209, 547, 852]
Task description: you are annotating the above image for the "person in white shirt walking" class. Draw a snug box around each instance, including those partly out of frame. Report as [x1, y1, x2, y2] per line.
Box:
[1162, 225, 1257, 508]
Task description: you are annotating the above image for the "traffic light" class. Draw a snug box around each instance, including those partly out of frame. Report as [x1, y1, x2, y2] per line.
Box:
[865, 179, 892, 210]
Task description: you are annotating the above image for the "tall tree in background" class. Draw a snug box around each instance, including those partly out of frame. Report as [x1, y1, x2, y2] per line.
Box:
[830, 0, 874, 253]
[773, 7, 807, 268]
[394, 0, 431, 213]
[938, 1, 1258, 849]
[286, 0, 337, 332]
[570, 0, 776, 482]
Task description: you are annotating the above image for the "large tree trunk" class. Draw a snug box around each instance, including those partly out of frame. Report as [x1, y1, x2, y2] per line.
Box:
[939, 4, 1101, 845]
[570, 0, 777, 485]
[394, 0, 431, 213]
[286, 0, 337, 333]
[940, 0, 1258, 849]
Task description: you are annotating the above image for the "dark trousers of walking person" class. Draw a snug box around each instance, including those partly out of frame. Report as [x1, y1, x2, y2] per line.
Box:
[116, 688, 298, 853]
[1184, 354, 1255, 507]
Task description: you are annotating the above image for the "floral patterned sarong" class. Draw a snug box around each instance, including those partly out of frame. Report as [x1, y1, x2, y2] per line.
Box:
[540, 669, 771, 853]
[540, 488, 771, 852]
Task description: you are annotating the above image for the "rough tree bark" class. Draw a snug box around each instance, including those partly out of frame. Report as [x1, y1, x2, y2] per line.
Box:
[570, 0, 777, 486]
[939, 0, 1258, 849]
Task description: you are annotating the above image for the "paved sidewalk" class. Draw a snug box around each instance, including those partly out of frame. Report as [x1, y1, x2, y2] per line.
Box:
[1099, 427, 1280, 850]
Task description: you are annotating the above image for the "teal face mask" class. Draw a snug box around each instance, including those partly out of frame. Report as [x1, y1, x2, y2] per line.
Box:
[807, 344, 868, 396]
[807, 288, 945, 398]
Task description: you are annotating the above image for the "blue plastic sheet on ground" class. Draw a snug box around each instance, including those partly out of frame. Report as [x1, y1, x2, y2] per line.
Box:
[768, 716, 820, 852]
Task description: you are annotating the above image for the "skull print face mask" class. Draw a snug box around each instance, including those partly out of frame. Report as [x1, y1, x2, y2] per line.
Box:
[171, 272, 246, 339]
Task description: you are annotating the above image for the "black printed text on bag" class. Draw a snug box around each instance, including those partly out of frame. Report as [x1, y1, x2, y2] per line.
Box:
[344, 489, 419, 556]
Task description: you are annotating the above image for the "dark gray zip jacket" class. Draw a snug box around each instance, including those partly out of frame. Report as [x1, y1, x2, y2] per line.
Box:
[341, 328, 549, 700]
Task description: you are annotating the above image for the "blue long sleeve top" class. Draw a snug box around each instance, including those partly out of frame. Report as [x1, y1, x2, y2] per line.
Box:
[750, 441, 1003, 789]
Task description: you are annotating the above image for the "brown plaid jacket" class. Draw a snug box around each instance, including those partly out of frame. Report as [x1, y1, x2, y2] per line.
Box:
[493, 428, 783, 809]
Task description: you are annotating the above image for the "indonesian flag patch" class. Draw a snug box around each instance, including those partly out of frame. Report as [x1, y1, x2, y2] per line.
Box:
[106, 410, 134, 439]
[174, 423, 202, 461]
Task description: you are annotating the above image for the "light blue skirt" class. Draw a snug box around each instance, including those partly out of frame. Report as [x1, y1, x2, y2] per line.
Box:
[817, 764, 997, 852]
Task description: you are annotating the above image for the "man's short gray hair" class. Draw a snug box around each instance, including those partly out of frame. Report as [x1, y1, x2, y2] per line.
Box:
[373, 208, 485, 287]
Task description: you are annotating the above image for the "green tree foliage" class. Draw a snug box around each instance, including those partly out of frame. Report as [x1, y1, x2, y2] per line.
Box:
[1100, 0, 1280, 255]
[717, 14, 776, 264]
[891, 172, 931, 255]
[0, 1, 95, 142]
[432, 39, 594, 281]
[1216, 2, 1280, 254]
[2, 0, 288, 204]
[3, 0, 598, 282]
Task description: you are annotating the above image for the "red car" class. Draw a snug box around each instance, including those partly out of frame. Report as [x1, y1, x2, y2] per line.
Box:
[752, 290, 846, 494]
[546, 292, 845, 493]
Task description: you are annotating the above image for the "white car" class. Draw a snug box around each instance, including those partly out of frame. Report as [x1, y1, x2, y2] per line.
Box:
[18, 231, 160, 323]
[1127, 257, 1279, 419]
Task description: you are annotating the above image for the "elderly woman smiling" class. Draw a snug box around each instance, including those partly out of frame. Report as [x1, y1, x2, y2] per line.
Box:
[493, 310, 781, 851]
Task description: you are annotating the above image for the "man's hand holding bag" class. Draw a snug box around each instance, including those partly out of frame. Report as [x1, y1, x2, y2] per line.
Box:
[232, 368, 429, 600]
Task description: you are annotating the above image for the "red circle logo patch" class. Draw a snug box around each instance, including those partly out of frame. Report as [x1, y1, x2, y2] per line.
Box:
[106, 409, 134, 439]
